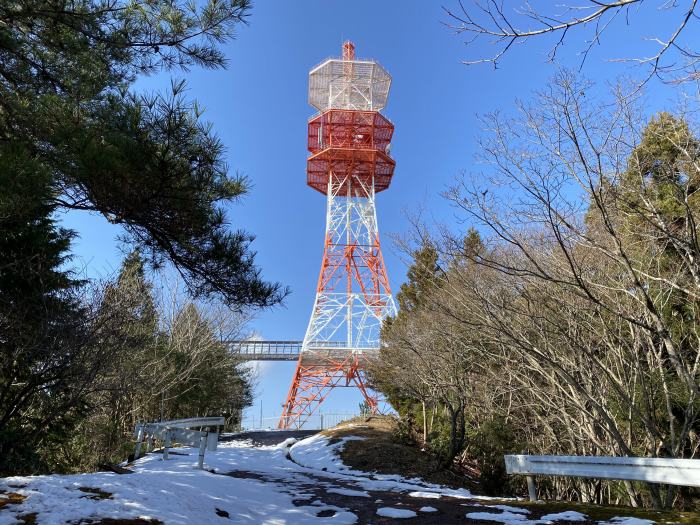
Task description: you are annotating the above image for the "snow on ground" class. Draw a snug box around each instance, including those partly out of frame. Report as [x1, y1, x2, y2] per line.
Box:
[486, 504, 530, 514]
[466, 508, 591, 524]
[288, 434, 366, 474]
[540, 511, 587, 521]
[408, 490, 442, 499]
[289, 433, 476, 499]
[0, 439, 358, 525]
[326, 488, 370, 498]
[598, 517, 654, 525]
[465, 508, 643, 525]
[1, 432, 485, 524]
[0, 431, 659, 524]
[466, 510, 536, 523]
[376, 507, 417, 518]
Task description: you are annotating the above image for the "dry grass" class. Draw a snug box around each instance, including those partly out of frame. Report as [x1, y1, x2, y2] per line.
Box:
[321, 415, 479, 491]
[0, 491, 34, 524]
[0, 491, 26, 509]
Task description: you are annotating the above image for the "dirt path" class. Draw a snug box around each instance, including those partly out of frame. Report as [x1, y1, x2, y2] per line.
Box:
[219, 433, 616, 525]
[222, 466, 529, 524]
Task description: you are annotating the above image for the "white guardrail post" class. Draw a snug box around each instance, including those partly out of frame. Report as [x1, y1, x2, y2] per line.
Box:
[162, 430, 171, 460]
[505, 454, 700, 502]
[526, 474, 537, 502]
[197, 434, 206, 469]
[133, 424, 145, 459]
[133, 417, 225, 469]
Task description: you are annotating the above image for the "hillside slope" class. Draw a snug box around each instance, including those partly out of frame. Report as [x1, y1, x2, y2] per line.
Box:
[0, 421, 694, 524]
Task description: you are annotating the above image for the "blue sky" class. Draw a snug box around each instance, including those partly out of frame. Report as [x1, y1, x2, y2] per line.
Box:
[60, 2, 691, 427]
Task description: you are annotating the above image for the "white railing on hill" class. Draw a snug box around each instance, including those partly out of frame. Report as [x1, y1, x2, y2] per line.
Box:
[134, 417, 224, 469]
[505, 454, 700, 502]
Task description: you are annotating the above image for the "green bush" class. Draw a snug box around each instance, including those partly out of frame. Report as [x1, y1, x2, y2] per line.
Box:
[467, 416, 520, 496]
[393, 412, 418, 446]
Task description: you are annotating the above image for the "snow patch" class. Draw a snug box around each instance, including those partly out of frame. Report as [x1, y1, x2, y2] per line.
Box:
[295, 503, 358, 524]
[468, 508, 592, 524]
[486, 504, 529, 514]
[329, 511, 358, 523]
[376, 507, 418, 518]
[326, 488, 370, 498]
[541, 510, 587, 521]
[408, 490, 441, 499]
[274, 437, 298, 449]
[289, 434, 365, 473]
[466, 511, 535, 523]
[599, 519, 655, 525]
[419, 506, 438, 512]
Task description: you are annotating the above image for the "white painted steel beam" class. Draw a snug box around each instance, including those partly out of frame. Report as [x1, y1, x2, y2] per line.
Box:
[133, 417, 224, 469]
[158, 417, 224, 429]
[505, 454, 700, 500]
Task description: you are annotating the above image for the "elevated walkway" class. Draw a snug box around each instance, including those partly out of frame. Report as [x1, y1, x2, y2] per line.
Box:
[227, 340, 301, 361]
[227, 340, 379, 364]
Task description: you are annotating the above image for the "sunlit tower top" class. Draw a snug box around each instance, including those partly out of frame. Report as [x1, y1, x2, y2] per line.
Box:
[306, 42, 396, 196]
[308, 40, 392, 112]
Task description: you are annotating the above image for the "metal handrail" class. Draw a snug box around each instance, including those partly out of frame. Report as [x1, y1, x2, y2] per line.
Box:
[134, 417, 224, 469]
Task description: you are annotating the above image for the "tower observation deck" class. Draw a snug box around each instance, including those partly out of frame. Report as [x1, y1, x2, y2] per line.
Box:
[279, 42, 397, 429]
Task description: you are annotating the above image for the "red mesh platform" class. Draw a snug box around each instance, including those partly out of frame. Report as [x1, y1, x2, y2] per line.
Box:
[306, 109, 395, 196]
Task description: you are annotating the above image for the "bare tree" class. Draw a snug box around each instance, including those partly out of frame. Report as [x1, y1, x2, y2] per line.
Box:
[444, 1, 700, 83]
[376, 70, 700, 508]
[61, 264, 253, 471]
[440, 71, 700, 507]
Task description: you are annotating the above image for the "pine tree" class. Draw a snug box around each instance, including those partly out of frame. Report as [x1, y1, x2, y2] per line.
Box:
[89, 251, 162, 467]
[395, 241, 442, 315]
[375, 240, 443, 451]
[0, 1, 280, 473]
[0, 143, 89, 474]
[0, 0, 284, 308]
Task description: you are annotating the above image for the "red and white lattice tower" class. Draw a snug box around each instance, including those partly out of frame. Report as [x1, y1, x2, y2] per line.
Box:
[279, 42, 397, 429]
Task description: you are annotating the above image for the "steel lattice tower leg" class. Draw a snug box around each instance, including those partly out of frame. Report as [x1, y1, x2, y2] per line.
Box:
[279, 41, 397, 430]
[279, 176, 395, 429]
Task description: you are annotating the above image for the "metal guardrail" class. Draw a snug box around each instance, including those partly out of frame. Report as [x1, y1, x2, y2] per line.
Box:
[134, 417, 224, 469]
[505, 454, 700, 501]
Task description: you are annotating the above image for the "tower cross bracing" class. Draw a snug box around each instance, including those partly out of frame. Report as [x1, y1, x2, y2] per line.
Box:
[279, 42, 397, 429]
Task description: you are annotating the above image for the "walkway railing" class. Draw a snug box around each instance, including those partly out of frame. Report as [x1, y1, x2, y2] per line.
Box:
[505, 454, 700, 501]
[134, 417, 224, 469]
[227, 340, 380, 361]
[228, 340, 301, 361]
